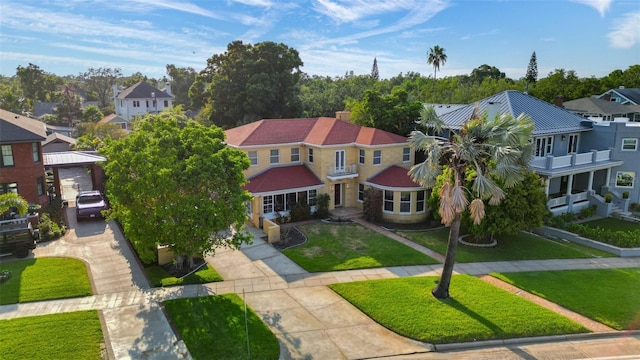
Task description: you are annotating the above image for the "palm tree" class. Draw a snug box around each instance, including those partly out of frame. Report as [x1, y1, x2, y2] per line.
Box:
[427, 45, 447, 98]
[408, 105, 534, 299]
[0, 193, 28, 217]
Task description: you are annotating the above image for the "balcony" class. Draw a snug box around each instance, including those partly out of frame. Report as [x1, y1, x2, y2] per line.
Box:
[530, 149, 620, 175]
[327, 164, 358, 181]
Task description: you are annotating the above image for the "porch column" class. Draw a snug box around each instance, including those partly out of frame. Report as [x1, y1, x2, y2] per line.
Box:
[587, 171, 594, 191]
[544, 177, 550, 196]
[605, 168, 612, 187]
[565, 174, 574, 196]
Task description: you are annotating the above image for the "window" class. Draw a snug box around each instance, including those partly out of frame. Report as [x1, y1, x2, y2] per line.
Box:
[534, 136, 553, 157]
[36, 177, 45, 196]
[359, 149, 365, 164]
[616, 171, 635, 188]
[622, 138, 638, 151]
[384, 190, 394, 212]
[309, 190, 317, 206]
[335, 150, 345, 172]
[416, 190, 425, 213]
[164, 100, 169, 107]
[246, 201, 253, 216]
[373, 150, 382, 165]
[308, 148, 314, 163]
[0, 182, 18, 195]
[403, 147, 411, 162]
[400, 192, 411, 213]
[358, 183, 365, 202]
[133, 100, 140, 107]
[567, 134, 579, 154]
[120, 123, 127, 130]
[32, 142, 40, 162]
[274, 194, 285, 211]
[263, 195, 273, 213]
[291, 148, 300, 162]
[248, 151, 258, 166]
[270, 149, 279, 164]
[146, 100, 150, 107]
[1, 145, 14, 167]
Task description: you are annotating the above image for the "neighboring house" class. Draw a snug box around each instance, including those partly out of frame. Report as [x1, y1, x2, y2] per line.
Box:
[99, 114, 132, 131]
[435, 90, 634, 216]
[225, 115, 428, 225]
[563, 96, 640, 122]
[113, 82, 174, 121]
[42, 132, 76, 153]
[0, 109, 48, 206]
[597, 87, 640, 105]
[45, 124, 74, 138]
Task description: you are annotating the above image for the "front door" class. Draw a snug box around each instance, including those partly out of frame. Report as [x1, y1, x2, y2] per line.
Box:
[334, 183, 342, 207]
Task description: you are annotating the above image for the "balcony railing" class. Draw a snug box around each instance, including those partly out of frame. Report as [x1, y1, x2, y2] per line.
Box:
[531, 149, 612, 171]
[327, 164, 358, 180]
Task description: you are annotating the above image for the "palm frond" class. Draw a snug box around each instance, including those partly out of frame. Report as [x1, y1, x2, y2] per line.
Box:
[451, 184, 469, 213]
[471, 173, 505, 203]
[469, 198, 485, 225]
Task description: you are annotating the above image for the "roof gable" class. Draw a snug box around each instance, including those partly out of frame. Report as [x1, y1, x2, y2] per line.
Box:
[366, 165, 421, 188]
[116, 82, 172, 100]
[439, 91, 591, 135]
[0, 109, 47, 143]
[226, 117, 407, 147]
[244, 164, 323, 194]
[43, 132, 76, 146]
[99, 114, 129, 124]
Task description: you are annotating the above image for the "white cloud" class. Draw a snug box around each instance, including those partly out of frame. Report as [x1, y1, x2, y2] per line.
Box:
[570, 0, 612, 17]
[608, 11, 640, 48]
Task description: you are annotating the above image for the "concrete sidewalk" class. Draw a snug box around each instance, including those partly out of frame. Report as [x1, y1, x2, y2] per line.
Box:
[1, 216, 640, 359]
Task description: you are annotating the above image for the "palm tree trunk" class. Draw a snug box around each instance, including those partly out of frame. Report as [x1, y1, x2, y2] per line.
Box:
[432, 212, 461, 299]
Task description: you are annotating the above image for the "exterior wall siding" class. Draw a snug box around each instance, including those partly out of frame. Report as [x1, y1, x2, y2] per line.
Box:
[0, 142, 47, 206]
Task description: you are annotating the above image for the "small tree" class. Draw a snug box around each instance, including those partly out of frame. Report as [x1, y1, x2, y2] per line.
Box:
[315, 193, 330, 219]
[370, 57, 380, 81]
[525, 51, 538, 93]
[363, 188, 383, 222]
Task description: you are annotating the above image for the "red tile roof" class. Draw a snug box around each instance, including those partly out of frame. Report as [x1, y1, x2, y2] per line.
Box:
[367, 165, 422, 188]
[244, 165, 323, 194]
[226, 117, 407, 147]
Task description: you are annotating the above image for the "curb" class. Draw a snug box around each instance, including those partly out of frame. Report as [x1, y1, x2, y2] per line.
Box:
[433, 330, 640, 352]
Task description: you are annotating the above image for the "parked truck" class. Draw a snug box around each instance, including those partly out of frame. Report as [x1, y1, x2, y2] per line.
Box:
[0, 218, 38, 258]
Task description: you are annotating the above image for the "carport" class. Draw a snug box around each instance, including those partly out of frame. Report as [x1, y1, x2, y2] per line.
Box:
[43, 151, 107, 203]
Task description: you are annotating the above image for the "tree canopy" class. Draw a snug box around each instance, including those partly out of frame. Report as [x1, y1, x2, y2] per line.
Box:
[348, 88, 423, 136]
[190, 41, 303, 128]
[100, 112, 252, 263]
[80, 67, 122, 109]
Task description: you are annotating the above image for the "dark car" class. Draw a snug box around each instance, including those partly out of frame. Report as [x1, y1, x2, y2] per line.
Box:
[76, 191, 107, 221]
[0, 218, 38, 258]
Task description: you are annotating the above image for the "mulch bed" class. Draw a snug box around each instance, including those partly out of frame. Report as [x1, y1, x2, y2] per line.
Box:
[271, 225, 307, 250]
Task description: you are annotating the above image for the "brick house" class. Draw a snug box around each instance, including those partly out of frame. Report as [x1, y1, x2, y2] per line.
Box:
[225, 114, 429, 225]
[0, 109, 48, 206]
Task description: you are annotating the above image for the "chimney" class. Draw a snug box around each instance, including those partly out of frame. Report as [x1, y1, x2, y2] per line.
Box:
[554, 95, 564, 108]
[604, 93, 611, 101]
[112, 84, 120, 97]
[336, 111, 350, 122]
[486, 102, 501, 120]
[164, 83, 172, 96]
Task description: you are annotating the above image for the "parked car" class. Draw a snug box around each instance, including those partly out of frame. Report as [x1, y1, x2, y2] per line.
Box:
[76, 191, 107, 221]
[0, 218, 38, 258]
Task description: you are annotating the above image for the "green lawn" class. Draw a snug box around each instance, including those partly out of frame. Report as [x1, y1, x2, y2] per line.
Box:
[492, 268, 640, 330]
[398, 229, 614, 263]
[145, 264, 223, 287]
[0, 257, 93, 305]
[282, 223, 438, 272]
[581, 217, 640, 232]
[329, 275, 588, 344]
[0, 310, 104, 360]
[164, 294, 279, 360]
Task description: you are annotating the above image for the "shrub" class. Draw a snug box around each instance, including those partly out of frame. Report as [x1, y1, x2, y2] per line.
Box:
[37, 213, 65, 241]
[565, 223, 640, 248]
[274, 212, 289, 224]
[315, 193, 330, 219]
[579, 205, 596, 219]
[363, 188, 383, 222]
[605, 193, 613, 203]
[290, 202, 311, 222]
[622, 191, 629, 199]
[630, 203, 638, 211]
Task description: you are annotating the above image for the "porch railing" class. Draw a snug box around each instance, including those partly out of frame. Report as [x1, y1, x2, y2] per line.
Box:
[531, 149, 612, 170]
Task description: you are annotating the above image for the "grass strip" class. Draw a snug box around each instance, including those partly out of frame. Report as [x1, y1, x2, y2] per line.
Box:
[329, 275, 588, 344]
[0, 310, 103, 360]
[145, 264, 223, 287]
[0, 257, 92, 305]
[491, 268, 640, 330]
[164, 294, 279, 360]
[399, 229, 614, 262]
[282, 223, 438, 272]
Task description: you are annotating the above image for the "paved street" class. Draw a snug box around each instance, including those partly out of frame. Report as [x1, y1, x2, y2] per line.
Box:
[0, 208, 639, 359]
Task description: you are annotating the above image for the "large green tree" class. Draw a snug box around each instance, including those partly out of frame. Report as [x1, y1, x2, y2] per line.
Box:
[166, 64, 197, 108]
[427, 45, 447, 96]
[348, 88, 423, 136]
[100, 111, 251, 266]
[409, 106, 533, 299]
[81, 67, 122, 109]
[190, 41, 303, 128]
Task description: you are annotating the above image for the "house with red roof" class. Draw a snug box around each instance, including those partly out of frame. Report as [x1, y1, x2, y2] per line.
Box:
[225, 114, 428, 225]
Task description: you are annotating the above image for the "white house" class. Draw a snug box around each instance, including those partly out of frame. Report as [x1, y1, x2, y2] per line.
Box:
[113, 82, 174, 121]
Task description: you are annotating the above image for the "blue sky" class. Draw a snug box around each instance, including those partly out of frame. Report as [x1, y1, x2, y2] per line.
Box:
[0, 0, 638, 80]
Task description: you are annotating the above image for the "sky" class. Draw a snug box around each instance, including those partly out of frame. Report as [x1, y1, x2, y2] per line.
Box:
[0, 0, 639, 81]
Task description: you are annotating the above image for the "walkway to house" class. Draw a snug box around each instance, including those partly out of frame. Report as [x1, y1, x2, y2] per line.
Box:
[1, 211, 639, 359]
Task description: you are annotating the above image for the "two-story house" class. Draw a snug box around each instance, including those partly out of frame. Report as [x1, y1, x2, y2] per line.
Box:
[564, 96, 640, 122]
[0, 109, 48, 206]
[112, 82, 174, 122]
[225, 115, 428, 225]
[597, 87, 640, 106]
[434, 91, 629, 215]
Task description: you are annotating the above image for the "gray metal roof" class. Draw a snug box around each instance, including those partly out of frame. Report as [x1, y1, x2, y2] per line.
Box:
[43, 151, 105, 166]
[0, 109, 47, 143]
[116, 82, 173, 100]
[600, 88, 640, 105]
[423, 103, 467, 117]
[563, 97, 640, 116]
[438, 90, 592, 136]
